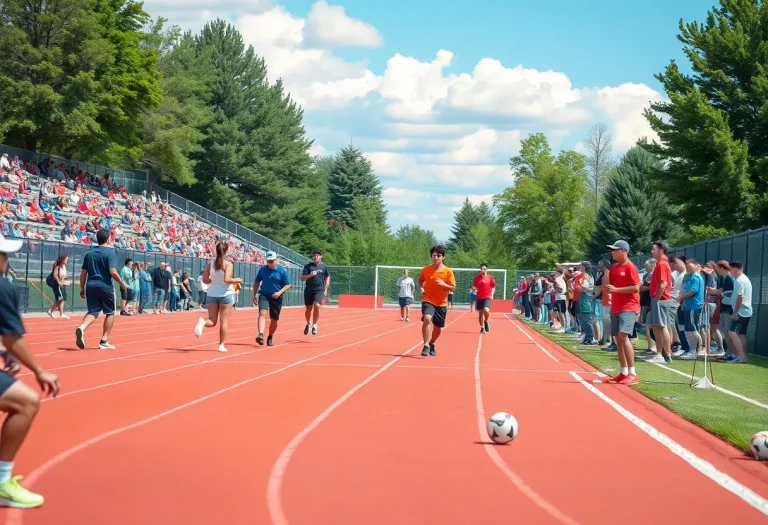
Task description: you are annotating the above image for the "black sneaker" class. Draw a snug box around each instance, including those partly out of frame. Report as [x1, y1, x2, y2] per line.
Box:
[484, 320, 490, 332]
[480, 327, 485, 334]
[256, 333, 264, 345]
[267, 336, 273, 346]
[429, 344, 436, 356]
[304, 324, 310, 335]
[421, 345, 430, 356]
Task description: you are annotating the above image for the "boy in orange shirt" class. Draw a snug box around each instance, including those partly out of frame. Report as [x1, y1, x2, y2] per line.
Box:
[418, 244, 456, 356]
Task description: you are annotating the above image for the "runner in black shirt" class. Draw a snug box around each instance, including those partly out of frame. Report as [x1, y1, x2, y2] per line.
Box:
[300, 249, 330, 335]
[0, 233, 60, 508]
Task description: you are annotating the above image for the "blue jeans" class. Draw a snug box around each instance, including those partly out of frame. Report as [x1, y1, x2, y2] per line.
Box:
[579, 312, 595, 342]
[154, 288, 166, 308]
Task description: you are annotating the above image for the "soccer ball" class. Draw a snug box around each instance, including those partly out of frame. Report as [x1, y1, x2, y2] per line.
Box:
[486, 412, 519, 444]
[749, 431, 768, 460]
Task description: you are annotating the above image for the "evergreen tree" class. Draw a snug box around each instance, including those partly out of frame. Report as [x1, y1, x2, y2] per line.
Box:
[327, 145, 386, 228]
[643, 0, 766, 229]
[448, 197, 480, 252]
[588, 146, 682, 259]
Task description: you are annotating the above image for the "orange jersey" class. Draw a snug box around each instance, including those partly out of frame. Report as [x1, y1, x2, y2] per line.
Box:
[418, 264, 456, 307]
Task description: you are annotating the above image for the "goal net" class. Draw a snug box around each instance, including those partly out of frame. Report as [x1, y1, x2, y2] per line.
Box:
[374, 265, 507, 309]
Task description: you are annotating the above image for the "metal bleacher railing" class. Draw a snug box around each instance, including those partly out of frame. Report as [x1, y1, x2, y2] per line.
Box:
[1, 144, 310, 268]
[599, 228, 768, 358]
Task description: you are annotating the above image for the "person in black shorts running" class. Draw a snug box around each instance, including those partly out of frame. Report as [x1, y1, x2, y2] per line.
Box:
[0, 233, 60, 508]
[253, 251, 292, 346]
[75, 229, 127, 350]
[301, 249, 330, 335]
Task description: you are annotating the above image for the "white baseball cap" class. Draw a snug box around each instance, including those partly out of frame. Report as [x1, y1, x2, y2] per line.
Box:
[0, 233, 22, 254]
[265, 251, 277, 261]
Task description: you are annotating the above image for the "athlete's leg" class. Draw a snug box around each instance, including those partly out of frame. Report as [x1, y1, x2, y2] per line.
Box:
[216, 301, 233, 350]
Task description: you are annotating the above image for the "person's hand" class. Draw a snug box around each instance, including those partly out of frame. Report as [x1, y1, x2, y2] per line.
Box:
[36, 370, 60, 398]
[435, 279, 447, 287]
[80, 288, 85, 298]
[252, 295, 258, 306]
[272, 291, 281, 299]
[120, 283, 127, 292]
[605, 284, 616, 293]
[323, 289, 328, 297]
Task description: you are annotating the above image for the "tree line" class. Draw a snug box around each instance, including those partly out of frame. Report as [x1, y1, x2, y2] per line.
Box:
[0, 0, 759, 269]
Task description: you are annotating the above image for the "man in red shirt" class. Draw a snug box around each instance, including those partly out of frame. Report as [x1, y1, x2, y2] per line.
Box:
[647, 240, 674, 363]
[605, 240, 641, 385]
[472, 264, 496, 334]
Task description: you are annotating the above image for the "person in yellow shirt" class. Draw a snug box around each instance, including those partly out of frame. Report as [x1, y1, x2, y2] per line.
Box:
[418, 244, 456, 356]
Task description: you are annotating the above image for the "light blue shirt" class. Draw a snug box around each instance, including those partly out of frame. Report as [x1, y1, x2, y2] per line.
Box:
[682, 272, 704, 311]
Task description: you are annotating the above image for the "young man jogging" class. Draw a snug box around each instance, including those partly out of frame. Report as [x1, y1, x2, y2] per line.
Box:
[418, 244, 456, 356]
[604, 240, 641, 385]
[75, 229, 127, 350]
[253, 252, 291, 346]
[301, 249, 330, 335]
[0, 233, 60, 508]
[472, 263, 495, 334]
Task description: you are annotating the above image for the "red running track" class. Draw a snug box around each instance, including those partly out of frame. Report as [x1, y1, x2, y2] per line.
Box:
[1, 307, 767, 525]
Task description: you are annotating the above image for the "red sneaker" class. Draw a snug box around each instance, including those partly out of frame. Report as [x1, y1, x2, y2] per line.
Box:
[605, 373, 628, 383]
[618, 374, 639, 385]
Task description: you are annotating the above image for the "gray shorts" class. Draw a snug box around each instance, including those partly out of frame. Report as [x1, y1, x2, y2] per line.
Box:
[611, 311, 638, 336]
[648, 298, 676, 327]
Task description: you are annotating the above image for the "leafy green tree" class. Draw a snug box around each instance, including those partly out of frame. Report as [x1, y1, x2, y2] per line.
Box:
[448, 198, 481, 252]
[328, 145, 386, 228]
[587, 146, 682, 259]
[643, 0, 765, 229]
[0, 0, 162, 161]
[494, 133, 591, 268]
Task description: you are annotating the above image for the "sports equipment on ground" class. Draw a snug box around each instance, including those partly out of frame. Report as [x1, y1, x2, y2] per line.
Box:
[374, 265, 507, 309]
[486, 411, 518, 444]
[749, 431, 768, 460]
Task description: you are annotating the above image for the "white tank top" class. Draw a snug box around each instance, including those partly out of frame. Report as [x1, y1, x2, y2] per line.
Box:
[205, 260, 234, 298]
[57, 266, 68, 281]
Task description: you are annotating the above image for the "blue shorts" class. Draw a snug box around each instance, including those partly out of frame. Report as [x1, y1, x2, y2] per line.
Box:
[86, 285, 116, 316]
[207, 295, 235, 305]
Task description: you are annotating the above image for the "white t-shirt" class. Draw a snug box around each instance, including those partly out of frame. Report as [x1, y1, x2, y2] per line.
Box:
[670, 270, 685, 301]
[554, 275, 566, 301]
[396, 276, 414, 298]
[733, 274, 753, 318]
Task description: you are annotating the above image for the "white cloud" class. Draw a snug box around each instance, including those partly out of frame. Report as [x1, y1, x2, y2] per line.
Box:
[592, 83, 663, 150]
[304, 0, 383, 48]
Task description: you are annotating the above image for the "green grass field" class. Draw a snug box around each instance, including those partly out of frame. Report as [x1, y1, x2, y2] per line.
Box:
[521, 317, 768, 455]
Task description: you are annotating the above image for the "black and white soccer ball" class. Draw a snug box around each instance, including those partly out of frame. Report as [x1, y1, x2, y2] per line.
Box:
[749, 431, 768, 460]
[486, 411, 519, 444]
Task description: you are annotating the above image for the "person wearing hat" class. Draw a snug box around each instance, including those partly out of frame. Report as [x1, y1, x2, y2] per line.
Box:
[0, 233, 60, 508]
[604, 240, 641, 385]
[253, 251, 291, 346]
[300, 249, 330, 335]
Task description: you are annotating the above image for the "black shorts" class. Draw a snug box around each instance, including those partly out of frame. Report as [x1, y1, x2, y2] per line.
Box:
[120, 288, 135, 302]
[553, 300, 566, 313]
[398, 297, 413, 307]
[730, 315, 751, 335]
[0, 369, 15, 397]
[52, 284, 66, 302]
[304, 288, 324, 306]
[476, 298, 492, 310]
[421, 302, 447, 328]
[258, 293, 283, 321]
[86, 285, 116, 316]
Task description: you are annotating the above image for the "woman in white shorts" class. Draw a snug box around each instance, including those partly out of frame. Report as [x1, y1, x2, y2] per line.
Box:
[194, 242, 242, 352]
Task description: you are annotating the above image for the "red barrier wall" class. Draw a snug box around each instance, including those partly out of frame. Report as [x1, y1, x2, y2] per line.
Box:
[338, 294, 384, 309]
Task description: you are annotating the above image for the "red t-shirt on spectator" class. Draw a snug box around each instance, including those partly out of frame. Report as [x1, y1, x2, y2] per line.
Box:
[650, 257, 672, 300]
[472, 274, 496, 300]
[609, 260, 640, 314]
[572, 273, 584, 301]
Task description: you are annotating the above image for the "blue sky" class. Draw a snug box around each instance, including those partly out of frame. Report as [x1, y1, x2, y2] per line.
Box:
[145, 0, 710, 241]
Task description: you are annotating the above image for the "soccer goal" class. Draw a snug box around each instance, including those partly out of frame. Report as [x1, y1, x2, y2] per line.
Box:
[374, 265, 507, 309]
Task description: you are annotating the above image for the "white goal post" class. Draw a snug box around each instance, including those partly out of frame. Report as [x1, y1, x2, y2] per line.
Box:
[374, 265, 507, 309]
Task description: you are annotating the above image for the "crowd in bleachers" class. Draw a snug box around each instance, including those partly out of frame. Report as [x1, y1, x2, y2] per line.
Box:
[0, 151, 267, 265]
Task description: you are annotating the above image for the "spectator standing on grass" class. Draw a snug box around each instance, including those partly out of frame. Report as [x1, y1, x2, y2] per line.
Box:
[726, 262, 752, 364]
[679, 259, 704, 360]
[605, 240, 641, 385]
[575, 262, 598, 345]
[646, 241, 674, 364]
[711, 261, 735, 358]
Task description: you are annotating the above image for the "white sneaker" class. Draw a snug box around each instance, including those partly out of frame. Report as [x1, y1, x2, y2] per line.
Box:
[194, 317, 206, 338]
[60, 314, 70, 319]
[99, 341, 116, 350]
[218, 344, 227, 353]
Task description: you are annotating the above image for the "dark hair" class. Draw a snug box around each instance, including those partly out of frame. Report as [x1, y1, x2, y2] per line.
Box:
[53, 254, 67, 271]
[670, 255, 686, 264]
[430, 244, 446, 257]
[652, 240, 669, 254]
[480, 263, 488, 269]
[125, 257, 133, 266]
[581, 261, 592, 273]
[96, 228, 110, 245]
[214, 242, 228, 271]
[312, 248, 323, 256]
[729, 261, 743, 270]
[598, 258, 611, 270]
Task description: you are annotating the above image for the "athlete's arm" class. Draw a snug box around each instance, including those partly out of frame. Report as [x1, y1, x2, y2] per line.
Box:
[79, 268, 87, 298]
[323, 274, 330, 297]
[300, 265, 314, 281]
[1, 335, 59, 397]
